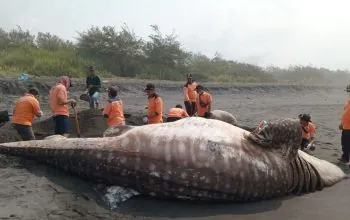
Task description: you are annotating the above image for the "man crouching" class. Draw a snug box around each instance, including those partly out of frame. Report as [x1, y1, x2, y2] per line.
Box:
[299, 113, 316, 151]
[166, 104, 189, 122]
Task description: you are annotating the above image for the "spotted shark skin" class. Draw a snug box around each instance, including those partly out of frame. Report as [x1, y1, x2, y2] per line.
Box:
[0, 117, 345, 202]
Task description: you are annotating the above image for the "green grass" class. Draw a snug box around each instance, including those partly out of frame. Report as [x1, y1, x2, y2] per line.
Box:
[0, 46, 98, 78]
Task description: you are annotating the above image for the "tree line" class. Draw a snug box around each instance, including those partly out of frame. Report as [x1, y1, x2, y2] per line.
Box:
[0, 25, 349, 84]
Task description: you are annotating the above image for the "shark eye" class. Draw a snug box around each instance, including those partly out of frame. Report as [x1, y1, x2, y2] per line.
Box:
[257, 120, 268, 131]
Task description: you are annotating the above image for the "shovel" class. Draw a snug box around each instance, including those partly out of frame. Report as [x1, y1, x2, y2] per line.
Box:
[80, 93, 91, 102]
[71, 104, 81, 138]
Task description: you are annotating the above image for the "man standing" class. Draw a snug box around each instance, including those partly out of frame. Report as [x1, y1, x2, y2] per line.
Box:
[144, 83, 163, 124]
[49, 76, 76, 137]
[195, 84, 212, 118]
[298, 113, 316, 151]
[86, 66, 101, 109]
[11, 87, 43, 140]
[338, 84, 350, 165]
[183, 74, 197, 116]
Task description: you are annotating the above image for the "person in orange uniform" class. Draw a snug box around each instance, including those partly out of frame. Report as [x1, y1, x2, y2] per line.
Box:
[298, 113, 316, 151]
[166, 104, 189, 122]
[195, 84, 212, 118]
[49, 76, 76, 137]
[338, 84, 350, 165]
[144, 83, 163, 124]
[103, 87, 125, 127]
[11, 87, 43, 140]
[183, 74, 197, 116]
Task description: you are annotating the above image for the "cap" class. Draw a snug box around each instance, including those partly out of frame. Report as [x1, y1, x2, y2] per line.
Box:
[144, 83, 155, 91]
[299, 113, 312, 122]
[28, 87, 39, 95]
[195, 84, 204, 90]
[345, 84, 350, 92]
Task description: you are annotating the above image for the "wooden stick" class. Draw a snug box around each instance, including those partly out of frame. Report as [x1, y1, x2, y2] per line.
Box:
[71, 105, 81, 137]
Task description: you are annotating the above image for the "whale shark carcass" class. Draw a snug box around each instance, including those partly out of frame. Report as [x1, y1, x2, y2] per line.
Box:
[0, 117, 345, 203]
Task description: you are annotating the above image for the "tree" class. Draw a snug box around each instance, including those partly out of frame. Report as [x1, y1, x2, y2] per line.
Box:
[0, 28, 9, 50]
[36, 32, 72, 50]
[142, 25, 190, 80]
[7, 26, 35, 48]
[76, 24, 144, 77]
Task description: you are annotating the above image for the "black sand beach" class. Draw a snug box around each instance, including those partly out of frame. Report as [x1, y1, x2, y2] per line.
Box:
[0, 77, 348, 220]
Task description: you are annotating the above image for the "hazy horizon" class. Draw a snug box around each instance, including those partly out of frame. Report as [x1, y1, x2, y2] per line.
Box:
[2, 0, 350, 71]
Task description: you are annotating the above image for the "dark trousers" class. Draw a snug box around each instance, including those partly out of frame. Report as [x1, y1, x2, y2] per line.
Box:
[301, 138, 309, 151]
[184, 101, 196, 116]
[167, 117, 182, 122]
[341, 129, 350, 162]
[53, 115, 72, 135]
[12, 123, 35, 141]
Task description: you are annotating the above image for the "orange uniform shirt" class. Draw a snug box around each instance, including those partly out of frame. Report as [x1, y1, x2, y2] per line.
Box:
[103, 99, 125, 127]
[12, 93, 41, 126]
[341, 100, 350, 129]
[301, 122, 316, 140]
[147, 95, 163, 124]
[183, 82, 197, 102]
[196, 91, 212, 117]
[167, 108, 189, 118]
[49, 83, 69, 116]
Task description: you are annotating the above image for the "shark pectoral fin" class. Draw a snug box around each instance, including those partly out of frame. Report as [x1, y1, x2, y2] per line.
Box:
[239, 125, 259, 132]
[96, 185, 140, 211]
[43, 135, 68, 141]
[103, 125, 135, 137]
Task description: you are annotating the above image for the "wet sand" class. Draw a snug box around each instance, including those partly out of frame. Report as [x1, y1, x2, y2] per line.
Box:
[0, 78, 349, 219]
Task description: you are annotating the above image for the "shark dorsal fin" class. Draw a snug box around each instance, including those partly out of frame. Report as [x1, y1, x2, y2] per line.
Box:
[245, 118, 302, 160]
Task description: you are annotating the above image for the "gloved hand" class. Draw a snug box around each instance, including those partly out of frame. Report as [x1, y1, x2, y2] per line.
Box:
[142, 116, 148, 124]
[70, 99, 77, 108]
[307, 144, 315, 151]
[203, 112, 212, 118]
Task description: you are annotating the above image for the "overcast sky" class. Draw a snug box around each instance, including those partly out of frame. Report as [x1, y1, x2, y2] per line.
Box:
[1, 0, 350, 70]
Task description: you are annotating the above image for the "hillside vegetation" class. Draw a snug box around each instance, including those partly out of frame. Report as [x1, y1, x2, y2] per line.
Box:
[1, 25, 350, 84]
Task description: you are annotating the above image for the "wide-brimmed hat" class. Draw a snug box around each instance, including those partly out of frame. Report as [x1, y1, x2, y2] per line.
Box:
[299, 113, 312, 122]
[107, 86, 118, 93]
